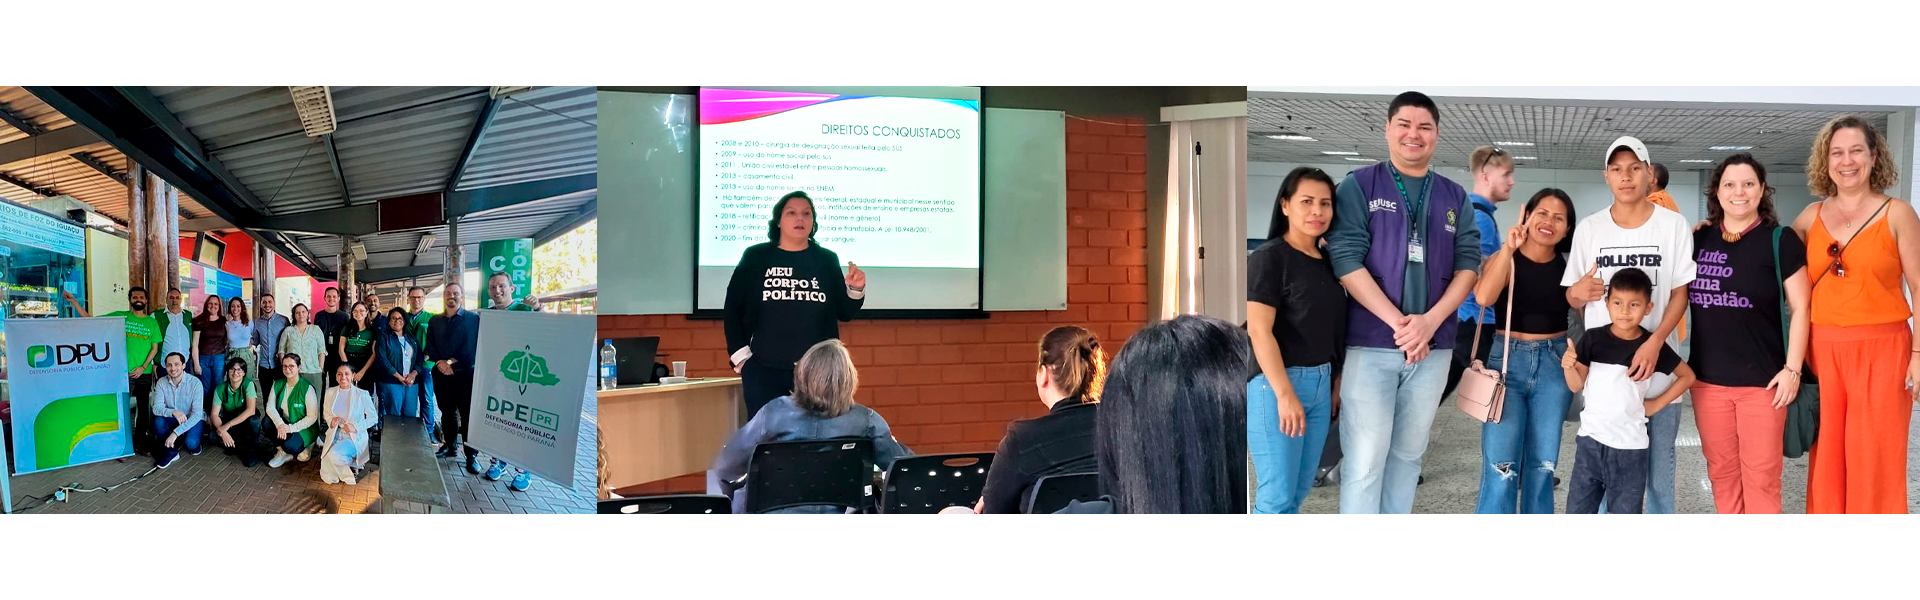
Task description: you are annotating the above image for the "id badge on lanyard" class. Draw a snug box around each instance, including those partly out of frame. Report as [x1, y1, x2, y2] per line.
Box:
[1391, 166, 1432, 264]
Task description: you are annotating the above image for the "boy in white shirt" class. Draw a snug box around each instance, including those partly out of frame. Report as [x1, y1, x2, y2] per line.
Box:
[1561, 136, 1697, 514]
[1562, 268, 1695, 513]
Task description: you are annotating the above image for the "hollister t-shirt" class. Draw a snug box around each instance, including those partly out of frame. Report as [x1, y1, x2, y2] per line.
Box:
[1562, 205, 1698, 342]
[1574, 326, 1682, 450]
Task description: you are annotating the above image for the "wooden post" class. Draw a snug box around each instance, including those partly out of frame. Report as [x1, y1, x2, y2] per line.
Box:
[127, 163, 146, 291]
[166, 184, 180, 294]
[145, 173, 168, 301]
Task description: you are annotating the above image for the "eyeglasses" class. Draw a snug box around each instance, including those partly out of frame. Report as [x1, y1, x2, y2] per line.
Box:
[1828, 242, 1848, 277]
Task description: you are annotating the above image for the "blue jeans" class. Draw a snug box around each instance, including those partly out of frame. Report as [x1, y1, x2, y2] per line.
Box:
[421, 370, 440, 436]
[1248, 364, 1334, 514]
[1338, 346, 1448, 514]
[1473, 336, 1572, 514]
[378, 381, 419, 418]
[1600, 401, 1681, 514]
[196, 354, 224, 403]
[153, 416, 204, 464]
[1569, 436, 1648, 513]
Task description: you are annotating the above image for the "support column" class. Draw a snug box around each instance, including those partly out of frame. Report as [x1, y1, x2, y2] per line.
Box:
[445, 217, 462, 297]
[164, 183, 180, 294]
[144, 173, 168, 301]
[127, 163, 147, 292]
[337, 235, 356, 302]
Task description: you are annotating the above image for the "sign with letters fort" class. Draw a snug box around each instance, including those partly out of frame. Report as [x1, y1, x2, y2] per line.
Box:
[6, 317, 131, 474]
[467, 310, 590, 488]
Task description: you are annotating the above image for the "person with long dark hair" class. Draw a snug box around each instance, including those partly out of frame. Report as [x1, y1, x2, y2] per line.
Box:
[337, 301, 379, 395]
[376, 307, 424, 420]
[208, 356, 260, 467]
[189, 294, 227, 399]
[1061, 315, 1247, 514]
[222, 297, 254, 395]
[1470, 188, 1576, 513]
[1788, 115, 1920, 513]
[723, 191, 867, 418]
[707, 339, 910, 514]
[1247, 166, 1345, 513]
[1688, 153, 1810, 514]
[972, 326, 1105, 514]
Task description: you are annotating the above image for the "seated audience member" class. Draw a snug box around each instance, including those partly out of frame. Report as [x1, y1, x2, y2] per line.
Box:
[973, 326, 1104, 513]
[707, 339, 910, 513]
[1063, 315, 1250, 514]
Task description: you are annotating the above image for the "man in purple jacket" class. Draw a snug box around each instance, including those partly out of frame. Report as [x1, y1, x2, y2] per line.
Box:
[1326, 91, 1483, 513]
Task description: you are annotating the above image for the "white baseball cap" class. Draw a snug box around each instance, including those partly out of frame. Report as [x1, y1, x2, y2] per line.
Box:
[1605, 136, 1650, 167]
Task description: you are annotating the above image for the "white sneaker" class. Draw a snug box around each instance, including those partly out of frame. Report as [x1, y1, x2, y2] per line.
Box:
[297, 448, 312, 462]
[268, 451, 292, 468]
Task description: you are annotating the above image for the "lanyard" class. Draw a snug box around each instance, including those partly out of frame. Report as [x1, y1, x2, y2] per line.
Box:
[1388, 164, 1432, 241]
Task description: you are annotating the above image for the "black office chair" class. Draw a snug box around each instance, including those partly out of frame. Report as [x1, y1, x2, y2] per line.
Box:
[1024, 472, 1099, 514]
[881, 453, 994, 514]
[597, 494, 732, 514]
[744, 438, 875, 514]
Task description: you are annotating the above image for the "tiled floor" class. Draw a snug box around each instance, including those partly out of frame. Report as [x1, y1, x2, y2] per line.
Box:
[1259, 397, 1920, 514]
[9, 388, 599, 514]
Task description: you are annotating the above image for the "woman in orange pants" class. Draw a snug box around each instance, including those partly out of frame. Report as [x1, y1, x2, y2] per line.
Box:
[1790, 115, 1920, 514]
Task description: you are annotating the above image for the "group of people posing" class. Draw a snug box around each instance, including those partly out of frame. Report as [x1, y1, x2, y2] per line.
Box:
[1248, 90, 1917, 514]
[79, 271, 543, 491]
[704, 189, 1248, 513]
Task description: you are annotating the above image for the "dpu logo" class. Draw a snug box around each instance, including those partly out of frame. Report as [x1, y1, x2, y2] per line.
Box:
[29, 343, 111, 368]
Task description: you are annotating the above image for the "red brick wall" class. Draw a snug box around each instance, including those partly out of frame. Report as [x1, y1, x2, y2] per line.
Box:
[602, 115, 1151, 495]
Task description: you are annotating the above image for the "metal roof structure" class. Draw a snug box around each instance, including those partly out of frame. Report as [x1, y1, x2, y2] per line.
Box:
[0, 86, 216, 223]
[20, 86, 597, 287]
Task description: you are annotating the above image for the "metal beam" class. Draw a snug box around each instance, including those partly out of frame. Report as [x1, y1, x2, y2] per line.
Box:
[323, 134, 351, 205]
[180, 216, 234, 232]
[445, 96, 502, 193]
[445, 173, 595, 217]
[0, 171, 55, 197]
[0, 125, 97, 164]
[354, 265, 455, 285]
[25, 87, 319, 277]
[0, 105, 42, 136]
[111, 86, 273, 215]
[67, 151, 127, 184]
[251, 204, 378, 236]
[534, 207, 596, 245]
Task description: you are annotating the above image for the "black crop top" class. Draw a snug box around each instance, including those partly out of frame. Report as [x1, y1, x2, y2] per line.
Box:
[1491, 250, 1571, 335]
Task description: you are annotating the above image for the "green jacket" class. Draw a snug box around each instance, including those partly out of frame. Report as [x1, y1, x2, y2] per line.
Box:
[153, 308, 192, 361]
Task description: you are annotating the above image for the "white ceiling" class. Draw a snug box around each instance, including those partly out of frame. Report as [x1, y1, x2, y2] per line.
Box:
[1249, 95, 1894, 172]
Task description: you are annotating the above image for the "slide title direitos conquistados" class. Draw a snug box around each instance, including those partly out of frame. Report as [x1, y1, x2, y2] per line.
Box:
[820, 124, 964, 139]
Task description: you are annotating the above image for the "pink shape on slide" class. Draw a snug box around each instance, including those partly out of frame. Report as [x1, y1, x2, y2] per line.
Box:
[700, 88, 840, 125]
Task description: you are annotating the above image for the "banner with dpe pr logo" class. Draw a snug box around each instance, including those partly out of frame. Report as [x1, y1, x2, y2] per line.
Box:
[467, 311, 591, 488]
[6, 317, 132, 475]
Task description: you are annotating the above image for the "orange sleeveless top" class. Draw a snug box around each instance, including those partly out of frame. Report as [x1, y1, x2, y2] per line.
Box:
[1807, 205, 1911, 327]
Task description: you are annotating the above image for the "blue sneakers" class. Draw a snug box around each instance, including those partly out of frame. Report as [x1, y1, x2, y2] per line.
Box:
[465, 454, 482, 474]
[485, 459, 507, 481]
[509, 469, 531, 492]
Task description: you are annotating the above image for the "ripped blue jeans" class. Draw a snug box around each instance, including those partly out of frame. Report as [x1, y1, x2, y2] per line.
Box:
[1473, 335, 1571, 514]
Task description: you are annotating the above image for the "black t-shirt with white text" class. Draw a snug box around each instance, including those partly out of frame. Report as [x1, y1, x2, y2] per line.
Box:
[723, 242, 864, 370]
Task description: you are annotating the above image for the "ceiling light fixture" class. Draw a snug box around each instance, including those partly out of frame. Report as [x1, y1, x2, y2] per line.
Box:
[288, 86, 337, 137]
[1265, 133, 1316, 141]
[1709, 145, 1753, 151]
[1679, 159, 1714, 163]
[1343, 157, 1377, 162]
[1514, 156, 1538, 160]
[1321, 151, 1360, 156]
[1495, 141, 1535, 147]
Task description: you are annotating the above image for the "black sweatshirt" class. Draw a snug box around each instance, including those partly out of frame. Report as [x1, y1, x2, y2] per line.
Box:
[723, 241, 864, 371]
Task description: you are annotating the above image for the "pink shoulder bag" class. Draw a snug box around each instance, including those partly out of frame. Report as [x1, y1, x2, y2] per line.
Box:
[1455, 250, 1514, 424]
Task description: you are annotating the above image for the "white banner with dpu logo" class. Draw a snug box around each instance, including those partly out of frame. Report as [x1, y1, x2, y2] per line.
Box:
[468, 311, 591, 488]
[6, 317, 131, 475]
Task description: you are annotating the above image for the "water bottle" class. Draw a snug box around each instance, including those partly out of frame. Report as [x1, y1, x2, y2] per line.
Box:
[599, 340, 617, 390]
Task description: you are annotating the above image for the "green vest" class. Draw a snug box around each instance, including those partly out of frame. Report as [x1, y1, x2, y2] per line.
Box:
[215, 378, 256, 419]
[273, 377, 318, 445]
[408, 310, 434, 367]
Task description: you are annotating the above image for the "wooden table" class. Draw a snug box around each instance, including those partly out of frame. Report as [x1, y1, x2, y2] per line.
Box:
[598, 378, 742, 491]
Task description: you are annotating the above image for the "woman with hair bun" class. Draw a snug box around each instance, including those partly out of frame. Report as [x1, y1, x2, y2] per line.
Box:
[972, 326, 1106, 514]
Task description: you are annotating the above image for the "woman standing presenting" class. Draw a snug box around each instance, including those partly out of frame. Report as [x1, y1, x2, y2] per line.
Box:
[724, 191, 866, 418]
[1790, 116, 1920, 513]
[1470, 189, 1575, 514]
[1689, 154, 1809, 514]
[1246, 167, 1345, 514]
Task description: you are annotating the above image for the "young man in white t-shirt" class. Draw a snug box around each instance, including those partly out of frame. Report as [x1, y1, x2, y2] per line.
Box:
[1561, 135, 1698, 514]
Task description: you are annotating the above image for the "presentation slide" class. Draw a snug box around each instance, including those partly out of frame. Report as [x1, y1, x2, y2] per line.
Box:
[696, 86, 982, 311]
